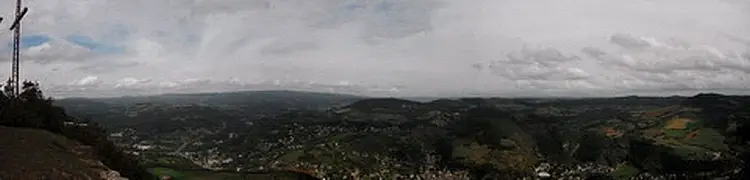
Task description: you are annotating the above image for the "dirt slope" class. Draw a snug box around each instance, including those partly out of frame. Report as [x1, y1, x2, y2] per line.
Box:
[0, 126, 125, 180]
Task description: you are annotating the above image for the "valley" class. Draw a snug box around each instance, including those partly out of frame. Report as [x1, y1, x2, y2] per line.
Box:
[54, 91, 750, 180]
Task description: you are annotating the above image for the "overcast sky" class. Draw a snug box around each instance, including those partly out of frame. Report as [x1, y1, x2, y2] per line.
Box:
[0, 0, 748, 98]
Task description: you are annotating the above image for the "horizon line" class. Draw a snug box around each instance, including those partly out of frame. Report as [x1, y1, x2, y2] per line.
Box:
[51, 89, 743, 100]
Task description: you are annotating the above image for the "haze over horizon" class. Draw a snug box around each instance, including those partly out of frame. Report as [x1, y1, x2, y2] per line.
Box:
[0, 0, 748, 98]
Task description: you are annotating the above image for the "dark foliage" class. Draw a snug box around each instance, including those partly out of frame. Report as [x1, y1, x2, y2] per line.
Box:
[0, 80, 156, 180]
[574, 132, 606, 162]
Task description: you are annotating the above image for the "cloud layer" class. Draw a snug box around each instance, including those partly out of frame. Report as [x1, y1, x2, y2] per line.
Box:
[0, 0, 747, 98]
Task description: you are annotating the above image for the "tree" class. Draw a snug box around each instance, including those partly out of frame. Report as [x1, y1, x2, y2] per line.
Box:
[19, 81, 49, 103]
[3, 78, 12, 98]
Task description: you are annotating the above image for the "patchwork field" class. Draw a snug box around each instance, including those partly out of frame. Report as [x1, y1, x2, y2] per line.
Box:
[148, 167, 272, 180]
[601, 127, 620, 137]
[665, 118, 695, 130]
[642, 106, 681, 118]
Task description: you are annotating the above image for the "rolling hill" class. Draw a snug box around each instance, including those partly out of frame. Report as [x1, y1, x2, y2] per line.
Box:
[53, 91, 750, 179]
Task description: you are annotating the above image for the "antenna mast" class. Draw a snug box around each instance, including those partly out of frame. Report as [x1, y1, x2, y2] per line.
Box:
[9, 0, 29, 96]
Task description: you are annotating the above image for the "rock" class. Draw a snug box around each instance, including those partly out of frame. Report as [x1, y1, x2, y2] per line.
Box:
[100, 170, 128, 180]
[499, 139, 517, 149]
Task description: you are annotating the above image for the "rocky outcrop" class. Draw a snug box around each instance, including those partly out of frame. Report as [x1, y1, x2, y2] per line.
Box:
[0, 126, 129, 180]
[100, 170, 128, 180]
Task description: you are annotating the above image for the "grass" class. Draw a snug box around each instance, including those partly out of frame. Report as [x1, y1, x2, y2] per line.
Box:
[642, 105, 680, 118]
[278, 150, 305, 162]
[664, 129, 688, 138]
[182, 171, 244, 180]
[329, 133, 352, 142]
[451, 144, 473, 159]
[141, 154, 203, 170]
[682, 128, 728, 151]
[657, 116, 727, 151]
[643, 128, 662, 138]
[148, 167, 187, 179]
[148, 167, 246, 180]
[665, 118, 694, 130]
[609, 163, 640, 180]
[670, 146, 710, 160]
[685, 129, 700, 138]
[468, 143, 492, 163]
[662, 117, 702, 139]
[677, 111, 700, 119]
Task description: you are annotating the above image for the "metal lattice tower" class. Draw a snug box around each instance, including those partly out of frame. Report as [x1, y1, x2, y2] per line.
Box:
[9, 0, 28, 96]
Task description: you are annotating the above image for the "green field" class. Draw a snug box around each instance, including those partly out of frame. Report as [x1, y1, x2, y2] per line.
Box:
[148, 167, 187, 179]
[657, 116, 728, 151]
[148, 167, 245, 180]
[661, 117, 702, 139]
[609, 163, 640, 180]
[682, 128, 728, 151]
[181, 171, 244, 180]
[278, 150, 305, 162]
[141, 154, 204, 170]
[663, 129, 689, 138]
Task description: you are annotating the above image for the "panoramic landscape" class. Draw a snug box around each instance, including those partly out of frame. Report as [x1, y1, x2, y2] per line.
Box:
[0, 0, 749, 179]
[2, 87, 750, 179]
[47, 91, 750, 179]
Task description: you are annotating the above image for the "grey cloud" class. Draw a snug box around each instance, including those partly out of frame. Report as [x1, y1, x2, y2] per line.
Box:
[2, 0, 749, 97]
[359, 1, 438, 39]
[114, 77, 152, 89]
[592, 35, 750, 91]
[47, 78, 249, 98]
[505, 46, 581, 67]
[512, 79, 600, 93]
[303, 0, 439, 39]
[721, 33, 750, 47]
[190, 0, 271, 15]
[0, 38, 94, 64]
[500, 66, 590, 81]
[613, 71, 742, 92]
[610, 33, 652, 50]
[69, 76, 102, 86]
[581, 47, 607, 59]
[47, 76, 107, 95]
[610, 44, 748, 74]
[48, 78, 402, 98]
[470, 63, 483, 71]
[259, 41, 318, 56]
[489, 46, 588, 82]
[74, 61, 141, 74]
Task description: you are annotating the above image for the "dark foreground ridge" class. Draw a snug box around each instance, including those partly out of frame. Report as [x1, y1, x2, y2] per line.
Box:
[0, 81, 156, 180]
[0, 126, 126, 179]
